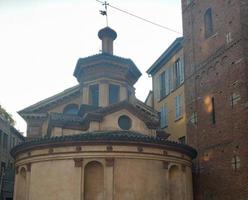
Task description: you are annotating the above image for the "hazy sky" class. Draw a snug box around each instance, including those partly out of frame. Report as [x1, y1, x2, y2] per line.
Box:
[0, 0, 182, 134]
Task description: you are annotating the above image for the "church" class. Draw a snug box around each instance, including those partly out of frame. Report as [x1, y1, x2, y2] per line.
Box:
[11, 27, 196, 200]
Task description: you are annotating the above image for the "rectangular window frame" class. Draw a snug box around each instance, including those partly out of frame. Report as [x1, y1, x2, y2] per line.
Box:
[3, 133, 8, 149]
[109, 84, 120, 105]
[175, 95, 183, 120]
[89, 84, 99, 107]
[204, 8, 214, 38]
[160, 105, 168, 128]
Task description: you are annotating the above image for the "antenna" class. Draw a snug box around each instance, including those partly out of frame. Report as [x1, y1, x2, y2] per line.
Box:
[98, 0, 109, 26]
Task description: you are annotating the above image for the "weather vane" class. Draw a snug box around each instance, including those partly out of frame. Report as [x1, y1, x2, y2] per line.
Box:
[99, 1, 109, 26]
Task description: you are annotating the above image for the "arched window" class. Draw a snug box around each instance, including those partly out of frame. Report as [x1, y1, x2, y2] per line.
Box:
[169, 165, 182, 200]
[204, 8, 214, 38]
[84, 161, 104, 200]
[16, 167, 27, 200]
[63, 104, 78, 115]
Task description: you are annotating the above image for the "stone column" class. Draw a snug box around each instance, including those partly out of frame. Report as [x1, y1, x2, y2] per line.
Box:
[185, 166, 193, 200]
[26, 163, 31, 200]
[120, 86, 128, 101]
[82, 86, 89, 105]
[74, 158, 83, 200]
[53, 127, 62, 137]
[181, 165, 187, 200]
[99, 83, 108, 107]
[163, 161, 170, 200]
[13, 167, 19, 200]
[105, 158, 114, 200]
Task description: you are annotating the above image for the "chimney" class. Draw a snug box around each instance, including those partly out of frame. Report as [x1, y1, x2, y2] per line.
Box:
[98, 27, 117, 54]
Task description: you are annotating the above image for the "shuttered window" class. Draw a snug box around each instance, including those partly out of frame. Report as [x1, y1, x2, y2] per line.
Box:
[175, 95, 183, 119]
[160, 105, 168, 128]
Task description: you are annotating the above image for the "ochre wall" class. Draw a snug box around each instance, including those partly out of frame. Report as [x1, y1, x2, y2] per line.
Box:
[29, 160, 80, 200]
[152, 49, 186, 141]
[156, 85, 186, 141]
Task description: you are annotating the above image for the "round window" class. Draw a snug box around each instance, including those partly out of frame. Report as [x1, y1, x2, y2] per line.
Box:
[118, 115, 132, 130]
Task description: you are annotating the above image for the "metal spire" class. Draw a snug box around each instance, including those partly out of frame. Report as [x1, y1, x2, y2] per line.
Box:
[99, 1, 109, 26]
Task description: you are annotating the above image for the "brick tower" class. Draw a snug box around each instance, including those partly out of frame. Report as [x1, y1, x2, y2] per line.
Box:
[181, 0, 248, 199]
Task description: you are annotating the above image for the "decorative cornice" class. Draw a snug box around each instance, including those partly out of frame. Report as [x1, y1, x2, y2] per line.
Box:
[147, 37, 183, 75]
[47, 100, 159, 131]
[163, 161, 170, 169]
[19, 85, 80, 115]
[74, 158, 83, 167]
[74, 53, 141, 85]
[105, 158, 114, 167]
[11, 131, 197, 159]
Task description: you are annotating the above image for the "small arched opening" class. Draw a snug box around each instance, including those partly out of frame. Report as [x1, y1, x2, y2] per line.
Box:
[16, 167, 27, 200]
[169, 165, 182, 200]
[63, 104, 79, 115]
[84, 161, 104, 200]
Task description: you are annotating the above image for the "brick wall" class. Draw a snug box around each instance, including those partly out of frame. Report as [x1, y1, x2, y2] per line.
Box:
[182, 0, 248, 199]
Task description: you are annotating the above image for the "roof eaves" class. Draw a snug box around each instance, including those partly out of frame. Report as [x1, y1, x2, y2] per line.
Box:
[146, 37, 183, 75]
[19, 85, 80, 114]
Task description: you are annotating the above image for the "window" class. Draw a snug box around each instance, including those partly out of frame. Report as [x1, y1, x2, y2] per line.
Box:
[175, 95, 183, 119]
[118, 115, 132, 130]
[89, 84, 99, 107]
[164, 69, 170, 96]
[211, 97, 216, 124]
[159, 72, 166, 98]
[231, 156, 240, 171]
[204, 8, 214, 38]
[109, 84, 120, 104]
[160, 105, 168, 128]
[63, 104, 79, 115]
[186, 0, 193, 6]
[169, 66, 174, 92]
[179, 136, 186, 144]
[190, 112, 198, 125]
[174, 58, 184, 87]
[157, 58, 184, 101]
[0, 130, 2, 147]
[3, 133, 8, 149]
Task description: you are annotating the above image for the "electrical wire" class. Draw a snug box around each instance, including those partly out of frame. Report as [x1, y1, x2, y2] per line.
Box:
[96, 0, 182, 35]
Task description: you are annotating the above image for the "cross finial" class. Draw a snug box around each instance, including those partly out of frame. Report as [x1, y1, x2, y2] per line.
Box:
[99, 1, 109, 26]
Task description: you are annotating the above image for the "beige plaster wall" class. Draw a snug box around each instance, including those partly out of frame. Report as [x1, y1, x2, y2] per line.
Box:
[28, 160, 80, 200]
[100, 109, 156, 136]
[14, 144, 194, 200]
[114, 158, 165, 200]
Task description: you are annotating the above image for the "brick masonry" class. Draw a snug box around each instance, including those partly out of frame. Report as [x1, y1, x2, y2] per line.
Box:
[181, 0, 248, 199]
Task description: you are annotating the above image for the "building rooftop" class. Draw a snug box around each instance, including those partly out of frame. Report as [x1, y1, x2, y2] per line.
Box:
[146, 37, 183, 76]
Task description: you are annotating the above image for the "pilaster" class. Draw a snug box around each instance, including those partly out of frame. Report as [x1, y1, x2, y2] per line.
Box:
[99, 83, 108, 107]
[74, 158, 83, 200]
[82, 86, 89, 105]
[105, 158, 114, 200]
[120, 86, 127, 101]
[163, 161, 170, 200]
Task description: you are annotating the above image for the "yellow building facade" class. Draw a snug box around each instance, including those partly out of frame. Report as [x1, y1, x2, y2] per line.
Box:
[147, 38, 186, 143]
[11, 29, 196, 200]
